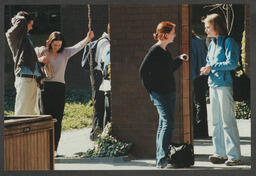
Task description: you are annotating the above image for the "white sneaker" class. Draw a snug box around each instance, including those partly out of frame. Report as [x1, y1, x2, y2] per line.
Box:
[225, 159, 242, 166]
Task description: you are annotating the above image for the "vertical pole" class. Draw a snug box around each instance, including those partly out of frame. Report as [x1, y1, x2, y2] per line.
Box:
[180, 4, 191, 144]
[88, 4, 96, 117]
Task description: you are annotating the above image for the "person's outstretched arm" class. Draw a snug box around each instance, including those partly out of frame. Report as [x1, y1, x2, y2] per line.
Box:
[65, 30, 95, 59]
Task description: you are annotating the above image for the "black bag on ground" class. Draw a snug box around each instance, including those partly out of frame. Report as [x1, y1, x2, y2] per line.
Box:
[222, 36, 250, 102]
[168, 143, 194, 168]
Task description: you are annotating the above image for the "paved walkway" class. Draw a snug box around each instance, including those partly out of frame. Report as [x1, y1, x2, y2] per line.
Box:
[55, 117, 251, 170]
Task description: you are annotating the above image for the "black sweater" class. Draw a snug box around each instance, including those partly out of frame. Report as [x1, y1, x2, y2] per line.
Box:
[139, 44, 182, 93]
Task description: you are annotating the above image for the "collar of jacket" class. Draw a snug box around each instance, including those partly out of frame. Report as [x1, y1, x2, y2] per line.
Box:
[101, 32, 110, 41]
[211, 35, 227, 45]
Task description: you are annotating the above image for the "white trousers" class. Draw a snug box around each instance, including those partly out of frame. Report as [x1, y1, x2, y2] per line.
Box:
[209, 87, 241, 160]
[14, 77, 38, 115]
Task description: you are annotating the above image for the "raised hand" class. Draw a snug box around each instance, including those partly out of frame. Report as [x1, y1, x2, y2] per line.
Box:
[87, 30, 95, 41]
[180, 53, 189, 61]
[38, 55, 49, 64]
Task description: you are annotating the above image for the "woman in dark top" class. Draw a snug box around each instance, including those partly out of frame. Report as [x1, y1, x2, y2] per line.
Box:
[139, 21, 188, 168]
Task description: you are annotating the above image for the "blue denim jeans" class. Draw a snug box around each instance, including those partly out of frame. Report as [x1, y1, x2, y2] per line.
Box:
[209, 87, 241, 160]
[149, 91, 176, 167]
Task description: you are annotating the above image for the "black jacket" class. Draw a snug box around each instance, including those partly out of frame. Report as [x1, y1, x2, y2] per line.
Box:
[139, 44, 182, 93]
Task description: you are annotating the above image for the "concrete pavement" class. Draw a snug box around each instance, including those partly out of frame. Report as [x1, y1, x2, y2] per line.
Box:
[55, 117, 251, 170]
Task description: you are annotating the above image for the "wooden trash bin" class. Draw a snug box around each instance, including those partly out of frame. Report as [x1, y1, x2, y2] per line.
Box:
[4, 115, 57, 170]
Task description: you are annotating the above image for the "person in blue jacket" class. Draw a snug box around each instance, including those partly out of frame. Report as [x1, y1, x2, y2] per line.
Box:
[192, 30, 209, 139]
[200, 13, 241, 166]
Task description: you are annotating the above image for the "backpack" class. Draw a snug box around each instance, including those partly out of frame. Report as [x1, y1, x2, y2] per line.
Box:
[222, 36, 250, 102]
[81, 36, 109, 70]
[168, 143, 194, 168]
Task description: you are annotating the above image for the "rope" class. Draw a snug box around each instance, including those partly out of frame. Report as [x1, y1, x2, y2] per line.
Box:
[88, 4, 95, 109]
[88, 4, 92, 30]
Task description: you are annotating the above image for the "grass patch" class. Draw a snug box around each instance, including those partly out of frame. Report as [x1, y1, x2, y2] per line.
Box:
[4, 88, 93, 131]
[62, 101, 93, 131]
[62, 89, 93, 130]
[62, 100, 93, 131]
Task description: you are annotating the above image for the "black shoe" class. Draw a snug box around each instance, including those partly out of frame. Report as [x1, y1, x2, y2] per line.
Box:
[89, 127, 102, 141]
[194, 135, 209, 139]
[54, 151, 65, 158]
[89, 132, 95, 141]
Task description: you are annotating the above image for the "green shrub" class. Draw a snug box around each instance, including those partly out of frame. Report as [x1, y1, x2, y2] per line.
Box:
[65, 89, 91, 104]
[234, 101, 251, 119]
[74, 123, 133, 158]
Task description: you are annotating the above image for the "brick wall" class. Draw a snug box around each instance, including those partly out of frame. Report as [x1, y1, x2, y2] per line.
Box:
[110, 5, 191, 157]
[61, 5, 109, 90]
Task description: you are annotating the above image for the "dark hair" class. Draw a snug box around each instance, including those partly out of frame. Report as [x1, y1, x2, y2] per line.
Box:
[46, 31, 65, 53]
[153, 21, 176, 40]
[201, 13, 228, 35]
[16, 11, 34, 24]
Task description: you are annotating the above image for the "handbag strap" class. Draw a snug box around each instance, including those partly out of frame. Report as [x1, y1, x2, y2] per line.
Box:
[170, 143, 188, 152]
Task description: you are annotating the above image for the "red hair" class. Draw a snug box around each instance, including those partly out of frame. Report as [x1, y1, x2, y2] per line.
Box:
[153, 21, 176, 40]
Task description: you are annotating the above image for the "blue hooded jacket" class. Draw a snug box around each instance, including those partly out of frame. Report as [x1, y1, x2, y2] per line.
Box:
[206, 35, 240, 87]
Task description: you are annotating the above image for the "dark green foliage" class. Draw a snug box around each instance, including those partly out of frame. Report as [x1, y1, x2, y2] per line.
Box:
[233, 30, 250, 119]
[4, 89, 16, 115]
[234, 101, 251, 119]
[81, 123, 133, 158]
[65, 89, 91, 104]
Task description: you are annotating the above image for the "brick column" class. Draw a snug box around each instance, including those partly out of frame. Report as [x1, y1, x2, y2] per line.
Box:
[110, 4, 191, 157]
[180, 4, 192, 143]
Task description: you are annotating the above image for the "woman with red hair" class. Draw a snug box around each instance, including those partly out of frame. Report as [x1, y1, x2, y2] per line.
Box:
[139, 21, 189, 168]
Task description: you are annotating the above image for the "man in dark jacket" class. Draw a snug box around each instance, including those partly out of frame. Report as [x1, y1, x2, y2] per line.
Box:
[6, 11, 44, 115]
[192, 30, 209, 138]
[88, 24, 110, 141]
